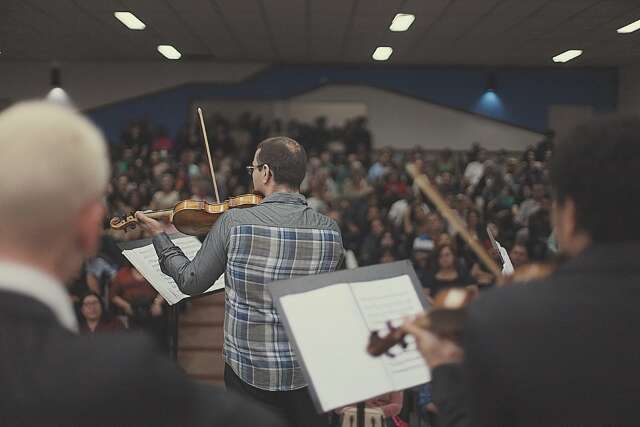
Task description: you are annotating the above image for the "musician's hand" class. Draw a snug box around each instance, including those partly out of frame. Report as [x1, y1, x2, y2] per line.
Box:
[135, 211, 164, 237]
[402, 315, 464, 368]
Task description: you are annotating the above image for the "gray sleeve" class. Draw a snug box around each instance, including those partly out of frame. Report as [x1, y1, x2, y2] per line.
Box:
[151, 213, 232, 296]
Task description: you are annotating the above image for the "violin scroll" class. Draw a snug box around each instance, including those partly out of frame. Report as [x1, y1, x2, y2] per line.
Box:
[366, 288, 475, 358]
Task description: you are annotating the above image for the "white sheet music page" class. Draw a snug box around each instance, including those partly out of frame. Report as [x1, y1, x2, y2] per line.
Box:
[122, 236, 224, 305]
[279, 283, 391, 412]
[350, 275, 431, 390]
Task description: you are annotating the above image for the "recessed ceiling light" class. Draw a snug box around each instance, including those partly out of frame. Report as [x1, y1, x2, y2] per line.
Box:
[552, 49, 582, 63]
[372, 46, 393, 61]
[157, 45, 182, 60]
[114, 12, 146, 30]
[390, 14, 415, 32]
[617, 18, 640, 34]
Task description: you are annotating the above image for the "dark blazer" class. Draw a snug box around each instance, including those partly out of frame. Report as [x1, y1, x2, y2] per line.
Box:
[0, 290, 285, 427]
[432, 242, 640, 427]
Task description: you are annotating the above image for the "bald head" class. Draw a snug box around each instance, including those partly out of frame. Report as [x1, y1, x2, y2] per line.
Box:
[255, 136, 307, 189]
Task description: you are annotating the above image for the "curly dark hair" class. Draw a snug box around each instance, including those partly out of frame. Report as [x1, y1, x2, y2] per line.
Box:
[550, 115, 640, 243]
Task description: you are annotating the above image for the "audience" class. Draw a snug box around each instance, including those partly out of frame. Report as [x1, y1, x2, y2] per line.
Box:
[78, 292, 125, 334]
[101, 112, 554, 295]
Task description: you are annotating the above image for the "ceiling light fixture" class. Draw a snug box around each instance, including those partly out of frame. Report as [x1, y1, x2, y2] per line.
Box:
[390, 14, 415, 32]
[157, 45, 182, 60]
[617, 18, 640, 34]
[114, 12, 146, 30]
[372, 46, 393, 61]
[552, 49, 582, 63]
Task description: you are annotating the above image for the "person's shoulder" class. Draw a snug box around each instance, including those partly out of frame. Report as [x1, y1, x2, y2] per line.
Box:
[467, 278, 554, 330]
[312, 211, 342, 234]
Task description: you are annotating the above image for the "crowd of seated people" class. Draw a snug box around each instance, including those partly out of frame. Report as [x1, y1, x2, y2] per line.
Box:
[74, 111, 554, 425]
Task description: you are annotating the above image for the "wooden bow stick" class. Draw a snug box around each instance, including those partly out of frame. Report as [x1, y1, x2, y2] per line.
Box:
[406, 163, 502, 278]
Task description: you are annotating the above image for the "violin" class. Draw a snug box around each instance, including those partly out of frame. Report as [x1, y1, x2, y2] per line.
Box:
[110, 107, 262, 236]
[367, 258, 563, 357]
[110, 193, 263, 236]
[367, 288, 475, 357]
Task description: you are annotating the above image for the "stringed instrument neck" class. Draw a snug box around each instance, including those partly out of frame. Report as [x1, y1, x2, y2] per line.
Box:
[141, 209, 173, 220]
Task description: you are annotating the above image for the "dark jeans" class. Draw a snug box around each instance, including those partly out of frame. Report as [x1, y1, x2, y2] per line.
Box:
[224, 364, 329, 427]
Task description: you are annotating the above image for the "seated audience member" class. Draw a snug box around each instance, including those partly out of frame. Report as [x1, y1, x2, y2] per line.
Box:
[79, 292, 125, 334]
[424, 244, 473, 298]
[149, 172, 180, 210]
[110, 264, 167, 348]
[509, 243, 530, 268]
[0, 101, 283, 427]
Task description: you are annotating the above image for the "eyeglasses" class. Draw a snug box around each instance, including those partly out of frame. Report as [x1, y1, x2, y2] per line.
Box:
[82, 301, 100, 307]
[246, 164, 266, 176]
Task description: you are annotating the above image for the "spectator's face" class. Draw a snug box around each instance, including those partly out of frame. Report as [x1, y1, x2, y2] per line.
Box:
[380, 251, 396, 264]
[467, 211, 478, 228]
[161, 175, 174, 192]
[81, 295, 102, 322]
[510, 244, 529, 267]
[116, 176, 128, 194]
[438, 247, 455, 270]
[438, 233, 452, 247]
[426, 214, 443, 236]
[413, 250, 430, 269]
[371, 220, 385, 236]
[381, 231, 395, 247]
[533, 184, 544, 201]
[150, 150, 160, 164]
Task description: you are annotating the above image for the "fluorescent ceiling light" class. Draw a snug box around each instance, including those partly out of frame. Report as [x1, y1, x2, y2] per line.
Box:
[390, 13, 415, 32]
[617, 18, 640, 34]
[157, 45, 182, 60]
[552, 49, 582, 63]
[114, 12, 146, 30]
[372, 46, 393, 61]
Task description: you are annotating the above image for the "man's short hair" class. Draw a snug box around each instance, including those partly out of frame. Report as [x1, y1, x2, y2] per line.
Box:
[0, 101, 109, 236]
[550, 114, 640, 243]
[256, 137, 307, 189]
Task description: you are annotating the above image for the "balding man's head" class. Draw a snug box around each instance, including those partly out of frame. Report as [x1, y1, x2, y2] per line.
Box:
[0, 101, 109, 272]
[255, 136, 307, 189]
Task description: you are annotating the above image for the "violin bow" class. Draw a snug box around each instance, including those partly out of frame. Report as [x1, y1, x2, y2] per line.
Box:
[197, 107, 221, 203]
[406, 163, 502, 278]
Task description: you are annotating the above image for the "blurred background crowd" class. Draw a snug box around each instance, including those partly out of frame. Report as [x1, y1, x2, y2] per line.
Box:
[70, 112, 555, 355]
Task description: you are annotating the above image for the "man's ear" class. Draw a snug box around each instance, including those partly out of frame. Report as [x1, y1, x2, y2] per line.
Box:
[76, 200, 105, 258]
[263, 165, 271, 185]
[552, 197, 578, 252]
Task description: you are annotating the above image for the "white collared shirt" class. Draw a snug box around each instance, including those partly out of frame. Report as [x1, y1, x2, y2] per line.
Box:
[0, 261, 78, 332]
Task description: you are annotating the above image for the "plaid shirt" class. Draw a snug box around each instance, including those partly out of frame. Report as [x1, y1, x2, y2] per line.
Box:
[153, 192, 343, 391]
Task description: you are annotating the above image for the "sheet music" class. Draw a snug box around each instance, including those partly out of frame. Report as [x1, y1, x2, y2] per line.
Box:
[279, 284, 391, 411]
[122, 236, 224, 305]
[350, 275, 431, 390]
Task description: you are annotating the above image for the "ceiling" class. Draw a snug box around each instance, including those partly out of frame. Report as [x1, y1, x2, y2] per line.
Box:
[1, 0, 640, 66]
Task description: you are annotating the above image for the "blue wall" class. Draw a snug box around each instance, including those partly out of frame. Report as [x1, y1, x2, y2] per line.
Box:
[87, 65, 618, 144]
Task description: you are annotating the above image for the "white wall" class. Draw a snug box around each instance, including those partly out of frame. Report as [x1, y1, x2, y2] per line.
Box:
[292, 85, 543, 150]
[195, 99, 367, 128]
[619, 64, 640, 114]
[0, 61, 267, 110]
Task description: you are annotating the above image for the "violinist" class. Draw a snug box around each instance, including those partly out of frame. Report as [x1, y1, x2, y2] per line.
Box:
[403, 115, 640, 427]
[135, 136, 344, 427]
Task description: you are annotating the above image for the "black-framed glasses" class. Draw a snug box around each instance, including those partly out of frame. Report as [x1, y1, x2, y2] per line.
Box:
[246, 164, 266, 176]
